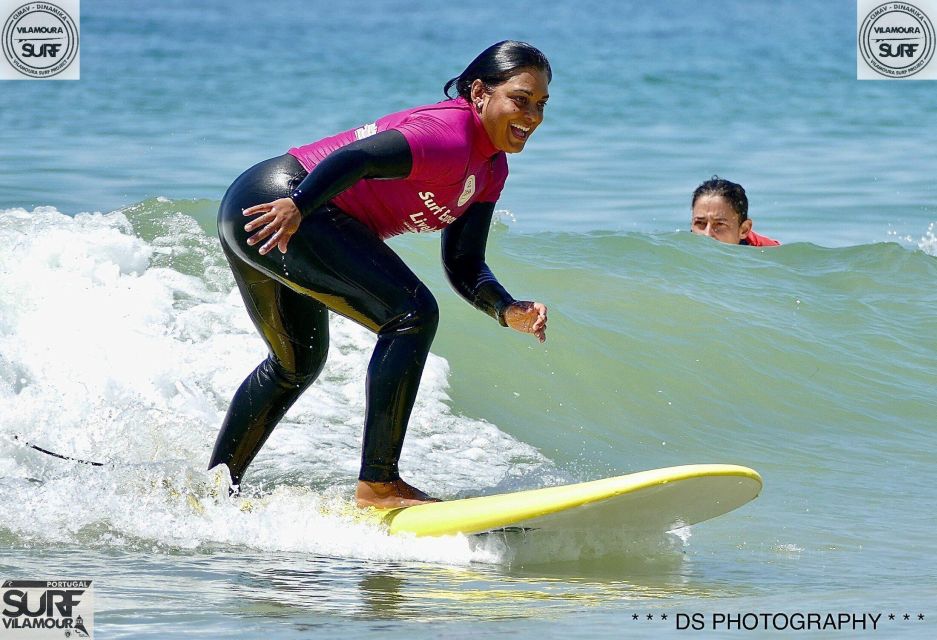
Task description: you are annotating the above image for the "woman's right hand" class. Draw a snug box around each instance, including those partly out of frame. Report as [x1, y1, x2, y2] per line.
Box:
[503, 301, 548, 343]
[243, 197, 302, 255]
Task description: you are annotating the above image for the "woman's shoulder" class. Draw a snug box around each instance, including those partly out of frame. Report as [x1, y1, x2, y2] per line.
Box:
[388, 97, 473, 131]
[405, 96, 471, 117]
[386, 98, 477, 153]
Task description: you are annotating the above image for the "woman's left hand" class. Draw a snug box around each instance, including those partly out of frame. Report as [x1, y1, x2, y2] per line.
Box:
[503, 301, 548, 343]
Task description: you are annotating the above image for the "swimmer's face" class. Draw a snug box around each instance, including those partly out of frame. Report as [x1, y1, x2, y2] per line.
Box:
[471, 68, 549, 154]
[691, 195, 752, 244]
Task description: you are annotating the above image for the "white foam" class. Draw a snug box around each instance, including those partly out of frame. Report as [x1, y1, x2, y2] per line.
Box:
[0, 205, 553, 564]
[917, 222, 936, 256]
[889, 221, 937, 256]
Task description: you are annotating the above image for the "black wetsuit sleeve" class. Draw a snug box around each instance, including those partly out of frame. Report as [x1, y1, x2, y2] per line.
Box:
[289, 129, 413, 218]
[441, 202, 517, 326]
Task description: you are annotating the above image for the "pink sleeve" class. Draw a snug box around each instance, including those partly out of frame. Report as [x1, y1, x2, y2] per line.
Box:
[478, 153, 508, 203]
[393, 114, 469, 184]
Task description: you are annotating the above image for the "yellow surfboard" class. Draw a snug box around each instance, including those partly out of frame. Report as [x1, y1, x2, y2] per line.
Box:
[381, 464, 761, 537]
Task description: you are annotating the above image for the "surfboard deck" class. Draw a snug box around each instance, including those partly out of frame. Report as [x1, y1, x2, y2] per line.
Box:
[379, 464, 762, 537]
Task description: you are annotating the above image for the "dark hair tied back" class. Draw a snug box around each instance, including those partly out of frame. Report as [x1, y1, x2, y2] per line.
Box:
[444, 40, 552, 100]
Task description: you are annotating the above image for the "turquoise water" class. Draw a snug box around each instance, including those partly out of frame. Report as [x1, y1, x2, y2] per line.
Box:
[2, 1, 936, 638]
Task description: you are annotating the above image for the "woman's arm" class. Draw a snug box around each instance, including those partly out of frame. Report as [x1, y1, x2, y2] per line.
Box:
[243, 130, 412, 254]
[441, 202, 515, 323]
[289, 129, 412, 217]
[441, 203, 547, 341]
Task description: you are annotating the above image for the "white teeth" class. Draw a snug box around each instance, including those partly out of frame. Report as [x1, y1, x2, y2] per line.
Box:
[511, 124, 530, 133]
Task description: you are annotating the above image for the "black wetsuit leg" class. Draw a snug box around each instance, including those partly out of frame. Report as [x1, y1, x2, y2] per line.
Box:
[211, 154, 438, 485]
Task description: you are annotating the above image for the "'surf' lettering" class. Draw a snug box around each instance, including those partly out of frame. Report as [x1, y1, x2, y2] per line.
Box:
[2, 589, 84, 618]
[879, 42, 920, 57]
[417, 191, 453, 218]
[21, 43, 63, 58]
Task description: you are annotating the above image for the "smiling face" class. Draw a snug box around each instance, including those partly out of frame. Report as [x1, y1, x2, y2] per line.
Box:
[470, 67, 550, 153]
[691, 194, 752, 244]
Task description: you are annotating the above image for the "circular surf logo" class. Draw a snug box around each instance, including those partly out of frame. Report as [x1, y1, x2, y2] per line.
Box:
[859, 2, 936, 77]
[457, 175, 476, 207]
[2, 2, 79, 78]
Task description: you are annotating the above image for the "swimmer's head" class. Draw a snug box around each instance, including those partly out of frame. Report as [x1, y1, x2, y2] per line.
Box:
[690, 176, 753, 244]
[445, 41, 552, 154]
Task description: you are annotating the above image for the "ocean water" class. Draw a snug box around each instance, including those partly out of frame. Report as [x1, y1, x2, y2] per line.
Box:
[2, 1, 935, 638]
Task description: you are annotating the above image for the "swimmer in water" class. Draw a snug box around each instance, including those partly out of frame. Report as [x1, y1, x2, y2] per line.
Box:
[691, 177, 780, 246]
[209, 41, 551, 509]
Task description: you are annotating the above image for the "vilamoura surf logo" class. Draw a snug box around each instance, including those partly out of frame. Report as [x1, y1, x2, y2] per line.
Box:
[858, 0, 937, 78]
[1, 0, 80, 79]
[1, 579, 94, 638]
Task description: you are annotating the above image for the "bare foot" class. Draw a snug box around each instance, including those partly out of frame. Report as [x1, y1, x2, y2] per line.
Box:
[355, 479, 441, 509]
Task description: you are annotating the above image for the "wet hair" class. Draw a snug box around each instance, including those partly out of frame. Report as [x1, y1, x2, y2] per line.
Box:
[444, 40, 552, 100]
[692, 176, 749, 222]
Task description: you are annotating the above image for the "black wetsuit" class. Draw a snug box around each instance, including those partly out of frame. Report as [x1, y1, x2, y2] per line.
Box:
[210, 131, 515, 485]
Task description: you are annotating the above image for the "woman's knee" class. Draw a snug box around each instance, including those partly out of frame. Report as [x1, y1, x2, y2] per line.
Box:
[380, 285, 439, 338]
[268, 341, 328, 389]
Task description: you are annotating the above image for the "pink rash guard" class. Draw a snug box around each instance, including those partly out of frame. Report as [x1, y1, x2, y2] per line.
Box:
[288, 97, 508, 240]
[742, 230, 780, 246]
